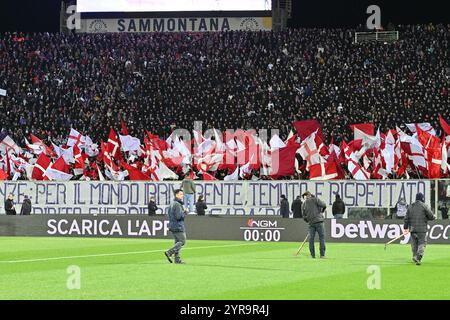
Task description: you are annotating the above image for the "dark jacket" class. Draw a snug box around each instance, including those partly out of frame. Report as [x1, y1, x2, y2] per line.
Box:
[303, 196, 326, 225]
[404, 201, 435, 233]
[168, 198, 186, 232]
[280, 198, 290, 218]
[439, 206, 448, 220]
[181, 179, 195, 194]
[332, 198, 346, 216]
[291, 198, 303, 218]
[5, 199, 16, 215]
[148, 200, 158, 216]
[20, 198, 32, 215]
[195, 201, 208, 216]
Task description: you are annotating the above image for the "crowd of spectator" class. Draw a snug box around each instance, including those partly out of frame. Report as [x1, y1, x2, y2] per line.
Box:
[1, 24, 449, 150]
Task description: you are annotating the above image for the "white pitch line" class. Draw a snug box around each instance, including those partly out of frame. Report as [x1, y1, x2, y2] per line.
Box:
[0, 243, 260, 264]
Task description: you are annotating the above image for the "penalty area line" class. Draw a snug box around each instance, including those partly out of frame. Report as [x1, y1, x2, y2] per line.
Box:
[0, 242, 260, 264]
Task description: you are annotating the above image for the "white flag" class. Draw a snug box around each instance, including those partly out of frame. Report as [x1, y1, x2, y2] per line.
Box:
[119, 135, 141, 152]
[224, 166, 239, 181]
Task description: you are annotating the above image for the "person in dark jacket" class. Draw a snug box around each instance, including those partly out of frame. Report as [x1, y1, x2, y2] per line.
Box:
[20, 195, 32, 215]
[332, 194, 345, 219]
[403, 192, 435, 265]
[4, 193, 16, 215]
[280, 195, 290, 218]
[438, 202, 448, 220]
[291, 196, 303, 218]
[165, 189, 188, 264]
[302, 191, 327, 258]
[195, 195, 208, 216]
[148, 196, 158, 216]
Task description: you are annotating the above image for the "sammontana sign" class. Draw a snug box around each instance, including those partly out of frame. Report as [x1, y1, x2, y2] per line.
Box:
[78, 17, 272, 33]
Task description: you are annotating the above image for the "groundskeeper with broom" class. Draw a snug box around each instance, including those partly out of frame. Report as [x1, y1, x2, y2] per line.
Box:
[302, 191, 327, 259]
[403, 192, 435, 265]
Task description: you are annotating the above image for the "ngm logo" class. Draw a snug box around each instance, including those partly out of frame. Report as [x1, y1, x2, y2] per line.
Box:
[247, 219, 278, 228]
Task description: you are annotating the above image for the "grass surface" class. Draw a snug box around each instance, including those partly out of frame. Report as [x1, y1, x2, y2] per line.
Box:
[1, 237, 449, 300]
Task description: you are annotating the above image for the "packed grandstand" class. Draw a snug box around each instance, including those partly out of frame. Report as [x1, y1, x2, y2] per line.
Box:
[0, 24, 450, 181]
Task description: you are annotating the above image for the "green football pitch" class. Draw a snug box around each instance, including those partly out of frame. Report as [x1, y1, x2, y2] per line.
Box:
[1, 237, 449, 300]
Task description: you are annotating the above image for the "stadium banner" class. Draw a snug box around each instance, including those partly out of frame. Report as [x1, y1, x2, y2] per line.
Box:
[0, 180, 430, 215]
[0, 216, 448, 244]
[77, 17, 272, 33]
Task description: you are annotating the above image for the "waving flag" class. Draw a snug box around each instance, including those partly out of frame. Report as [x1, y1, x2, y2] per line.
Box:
[406, 123, 436, 136]
[439, 114, 450, 136]
[309, 160, 338, 180]
[46, 157, 73, 181]
[0, 135, 22, 154]
[67, 128, 85, 147]
[31, 154, 51, 180]
[293, 119, 323, 141]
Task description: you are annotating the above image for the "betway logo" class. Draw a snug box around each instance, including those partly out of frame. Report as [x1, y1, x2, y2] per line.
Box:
[331, 220, 410, 244]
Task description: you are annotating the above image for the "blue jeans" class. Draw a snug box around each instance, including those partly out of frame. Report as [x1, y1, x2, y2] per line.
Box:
[334, 214, 344, 219]
[309, 222, 326, 257]
[184, 193, 195, 213]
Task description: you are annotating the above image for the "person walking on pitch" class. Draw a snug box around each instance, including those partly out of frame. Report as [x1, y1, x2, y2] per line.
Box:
[403, 192, 435, 265]
[302, 191, 327, 259]
[165, 189, 189, 264]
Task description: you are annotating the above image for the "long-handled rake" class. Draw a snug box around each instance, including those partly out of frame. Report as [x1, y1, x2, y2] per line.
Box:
[384, 231, 409, 250]
[294, 234, 309, 256]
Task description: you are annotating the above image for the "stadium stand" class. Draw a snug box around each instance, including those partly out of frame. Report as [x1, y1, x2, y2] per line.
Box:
[0, 24, 449, 180]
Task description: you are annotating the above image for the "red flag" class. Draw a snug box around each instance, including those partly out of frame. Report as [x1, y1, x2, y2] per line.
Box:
[106, 128, 122, 160]
[101, 141, 118, 171]
[30, 134, 55, 157]
[121, 162, 150, 181]
[416, 126, 442, 178]
[31, 154, 51, 180]
[201, 171, 217, 181]
[350, 123, 375, 136]
[270, 143, 300, 177]
[328, 150, 345, 179]
[348, 139, 363, 152]
[51, 157, 69, 174]
[292, 120, 323, 141]
[120, 116, 129, 136]
[73, 145, 85, 170]
[309, 161, 338, 180]
[146, 130, 168, 151]
[439, 114, 450, 136]
[0, 169, 8, 180]
[5, 150, 11, 176]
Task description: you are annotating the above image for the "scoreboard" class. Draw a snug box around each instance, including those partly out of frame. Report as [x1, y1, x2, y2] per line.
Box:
[75, 0, 272, 33]
[77, 0, 272, 13]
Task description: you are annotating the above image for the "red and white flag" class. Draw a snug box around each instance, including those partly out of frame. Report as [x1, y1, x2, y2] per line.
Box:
[46, 157, 73, 181]
[106, 128, 122, 159]
[309, 160, 338, 180]
[67, 128, 86, 148]
[31, 154, 52, 180]
[0, 135, 22, 154]
[297, 131, 323, 170]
